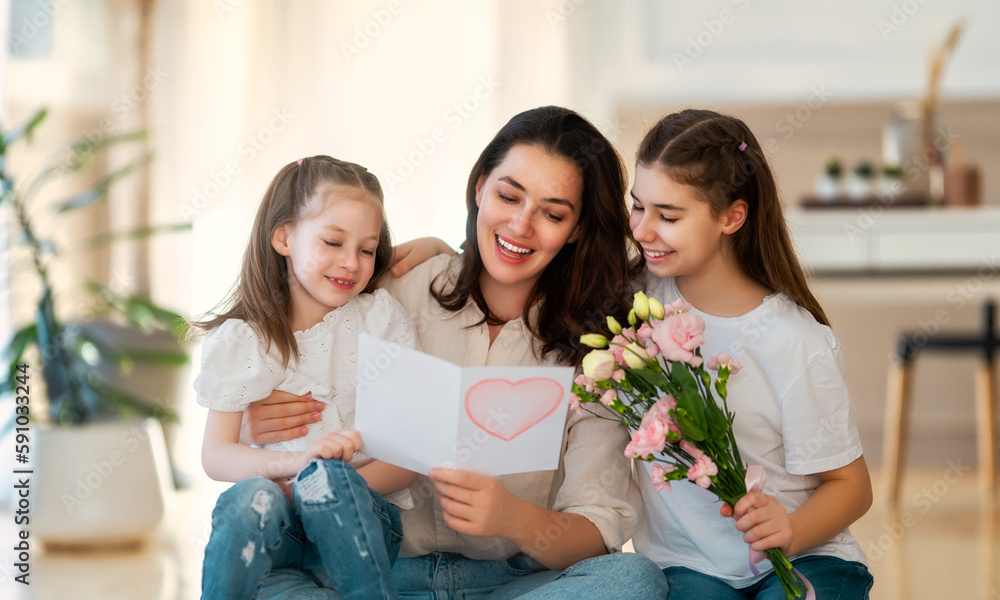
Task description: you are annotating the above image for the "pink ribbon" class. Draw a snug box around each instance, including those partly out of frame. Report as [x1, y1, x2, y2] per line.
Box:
[744, 465, 816, 600]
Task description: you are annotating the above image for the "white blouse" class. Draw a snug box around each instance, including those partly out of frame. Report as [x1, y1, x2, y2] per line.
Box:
[194, 288, 420, 466]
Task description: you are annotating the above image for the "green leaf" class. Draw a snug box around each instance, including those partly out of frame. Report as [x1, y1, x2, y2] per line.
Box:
[0, 107, 48, 151]
[35, 288, 75, 414]
[2, 323, 37, 364]
[705, 400, 730, 441]
[77, 222, 192, 250]
[1, 324, 38, 394]
[118, 347, 189, 367]
[675, 410, 707, 442]
[52, 151, 154, 213]
[28, 130, 148, 192]
[672, 365, 707, 427]
[631, 367, 672, 392]
[86, 283, 190, 342]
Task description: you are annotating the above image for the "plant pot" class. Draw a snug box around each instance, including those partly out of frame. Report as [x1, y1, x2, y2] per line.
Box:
[846, 174, 874, 200]
[877, 176, 904, 199]
[73, 320, 190, 487]
[32, 417, 172, 547]
[814, 174, 843, 201]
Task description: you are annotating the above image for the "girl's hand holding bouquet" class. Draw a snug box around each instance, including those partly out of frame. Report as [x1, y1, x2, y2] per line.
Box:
[573, 292, 811, 600]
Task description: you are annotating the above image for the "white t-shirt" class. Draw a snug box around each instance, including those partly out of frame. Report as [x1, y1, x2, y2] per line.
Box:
[194, 288, 420, 465]
[633, 276, 866, 587]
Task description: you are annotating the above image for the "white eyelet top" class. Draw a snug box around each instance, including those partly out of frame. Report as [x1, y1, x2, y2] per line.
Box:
[194, 288, 420, 465]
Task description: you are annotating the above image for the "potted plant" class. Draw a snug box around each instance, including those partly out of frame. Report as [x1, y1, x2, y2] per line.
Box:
[1, 107, 190, 547]
[847, 159, 875, 200]
[879, 164, 904, 198]
[814, 156, 843, 200]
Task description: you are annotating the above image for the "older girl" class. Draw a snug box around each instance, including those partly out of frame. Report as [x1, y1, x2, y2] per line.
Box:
[631, 110, 873, 599]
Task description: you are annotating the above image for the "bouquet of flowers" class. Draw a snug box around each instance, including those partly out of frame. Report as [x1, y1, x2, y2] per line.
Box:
[572, 292, 810, 600]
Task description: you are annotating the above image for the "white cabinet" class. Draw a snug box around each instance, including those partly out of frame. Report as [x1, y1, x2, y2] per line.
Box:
[787, 207, 1000, 275]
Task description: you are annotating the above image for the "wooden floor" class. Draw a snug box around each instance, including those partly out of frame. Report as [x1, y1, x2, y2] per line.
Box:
[3, 464, 998, 599]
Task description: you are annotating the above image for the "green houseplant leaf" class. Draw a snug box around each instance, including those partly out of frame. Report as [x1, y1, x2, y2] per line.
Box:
[1, 108, 188, 429]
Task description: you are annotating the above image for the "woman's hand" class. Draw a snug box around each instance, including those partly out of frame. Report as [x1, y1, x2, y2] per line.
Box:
[295, 430, 362, 473]
[429, 468, 526, 539]
[721, 492, 793, 555]
[241, 390, 324, 446]
[390, 237, 456, 277]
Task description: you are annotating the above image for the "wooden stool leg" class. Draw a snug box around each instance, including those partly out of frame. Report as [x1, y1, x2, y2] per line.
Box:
[883, 358, 914, 508]
[975, 361, 997, 505]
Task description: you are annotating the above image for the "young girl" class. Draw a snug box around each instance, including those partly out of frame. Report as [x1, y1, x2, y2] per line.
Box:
[629, 109, 875, 598]
[194, 155, 419, 600]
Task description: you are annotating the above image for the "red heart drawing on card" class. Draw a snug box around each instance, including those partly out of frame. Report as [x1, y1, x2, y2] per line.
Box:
[464, 378, 564, 441]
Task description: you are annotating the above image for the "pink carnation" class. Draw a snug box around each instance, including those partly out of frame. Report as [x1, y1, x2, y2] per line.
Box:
[643, 395, 676, 422]
[667, 297, 693, 314]
[650, 463, 676, 493]
[637, 323, 654, 340]
[574, 373, 596, 394]
[624, 420, 667, 459]
[651, 313, 706, 367]
[707, 352, 743, 375]
[641, 395, 681, 440]
[687, 455, 718, 488]
[600, 389, 617, 407]
[612, 369, 626, 383]
[568, 394, 583, 415]
[680, 439, 704, 459]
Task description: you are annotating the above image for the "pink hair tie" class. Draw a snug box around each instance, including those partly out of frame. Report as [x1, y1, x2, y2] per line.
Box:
[297, 158, 304, 166]
[738, 141, 747, 152]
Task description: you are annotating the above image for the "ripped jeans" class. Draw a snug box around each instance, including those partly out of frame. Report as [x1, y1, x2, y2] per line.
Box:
[201, 459, 403, 600]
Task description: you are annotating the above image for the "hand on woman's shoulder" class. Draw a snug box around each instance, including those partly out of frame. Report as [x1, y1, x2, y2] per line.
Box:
[380, 253, 458, 301]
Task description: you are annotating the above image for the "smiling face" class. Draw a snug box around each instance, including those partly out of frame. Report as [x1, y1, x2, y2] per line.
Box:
[272, 187, 382, 330]
[474, 144, 583, 302]
[630, 164, 744, 283]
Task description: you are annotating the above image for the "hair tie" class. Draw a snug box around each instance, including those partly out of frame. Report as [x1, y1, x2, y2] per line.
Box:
[297, 158, 304, 166]
[738, 141, 747, 152]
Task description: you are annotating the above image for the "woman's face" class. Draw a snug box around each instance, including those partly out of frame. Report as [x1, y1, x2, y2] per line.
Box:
[475, 144, 583, 295]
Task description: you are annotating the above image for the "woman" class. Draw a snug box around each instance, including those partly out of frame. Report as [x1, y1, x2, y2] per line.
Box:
[239, 106, 666, 599]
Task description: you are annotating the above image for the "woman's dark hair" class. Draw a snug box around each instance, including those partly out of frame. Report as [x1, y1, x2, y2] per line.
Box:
[193, 155, 392, 366]
[432, 106, 637, 365]
[637, 109, 829, 326]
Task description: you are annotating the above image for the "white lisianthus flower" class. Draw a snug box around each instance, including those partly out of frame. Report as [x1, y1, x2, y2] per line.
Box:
[623, 342, 650, 369]
[582, 349, 616, 381]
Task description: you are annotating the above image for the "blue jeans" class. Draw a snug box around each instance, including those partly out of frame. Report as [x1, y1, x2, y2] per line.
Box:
[393, 551, 668, 599]
[201, 459, 403, 600]
[662, 556, 873, 600]
[254, 551, 666, 599]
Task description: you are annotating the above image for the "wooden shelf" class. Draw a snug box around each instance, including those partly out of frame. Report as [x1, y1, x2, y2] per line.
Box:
[799, 192, 931, 210]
